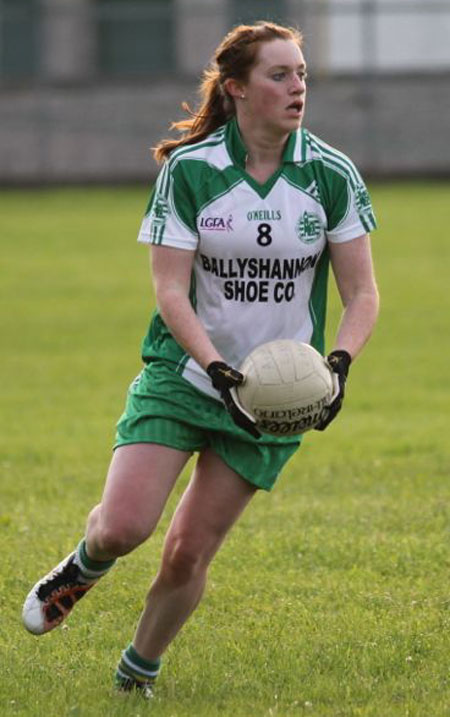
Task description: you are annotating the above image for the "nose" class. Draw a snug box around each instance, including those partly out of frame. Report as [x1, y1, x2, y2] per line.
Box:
[290, 72, 305, 95]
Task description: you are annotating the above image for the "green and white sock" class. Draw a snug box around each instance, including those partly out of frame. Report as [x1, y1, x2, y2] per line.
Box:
[73, 538, 116, 582]
[115, 644, 161, 688]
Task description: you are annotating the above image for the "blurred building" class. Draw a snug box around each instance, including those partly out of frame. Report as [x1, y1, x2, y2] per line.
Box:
[0, 0, 449, 183]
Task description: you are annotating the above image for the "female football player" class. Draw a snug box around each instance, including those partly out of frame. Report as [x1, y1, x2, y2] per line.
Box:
[23, 21, 379, 698]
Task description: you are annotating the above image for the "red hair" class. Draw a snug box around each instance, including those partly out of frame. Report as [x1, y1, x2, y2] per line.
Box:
[153, 21, 303, 163]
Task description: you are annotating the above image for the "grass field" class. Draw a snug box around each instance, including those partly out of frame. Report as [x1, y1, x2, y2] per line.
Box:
[1, 183, 449, 717]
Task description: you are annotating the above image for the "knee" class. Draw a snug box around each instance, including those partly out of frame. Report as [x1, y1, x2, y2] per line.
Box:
[88, 511, 150, 558]
[161, 536, 206, 586]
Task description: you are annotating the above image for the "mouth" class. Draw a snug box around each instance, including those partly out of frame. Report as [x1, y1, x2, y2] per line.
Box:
[286, 101, 303, 114]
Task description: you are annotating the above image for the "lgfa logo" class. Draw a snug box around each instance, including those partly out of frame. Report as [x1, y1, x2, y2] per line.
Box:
[199, 214, 233, 231]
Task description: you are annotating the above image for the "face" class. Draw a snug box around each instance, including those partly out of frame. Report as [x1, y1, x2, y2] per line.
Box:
[237, 39, 307, 137]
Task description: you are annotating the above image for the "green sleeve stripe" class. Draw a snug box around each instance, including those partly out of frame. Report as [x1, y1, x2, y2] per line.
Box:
[167, 128, 226, 169]
[353, 214, 370, 234]
[151, 162, 171, 245]
[168, 139, 227, 174]
[152, 161, 170, 210]
[148, 128, 228, 246]
[310, 139, 377, 232]
[144, 161, 167, 217]
[308, 135, 377, 233]
[318, 156, 376, 233]
[308, 134, 361, 187]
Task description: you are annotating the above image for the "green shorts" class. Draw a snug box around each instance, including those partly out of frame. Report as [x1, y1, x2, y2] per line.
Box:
[115, 361, 301, 491]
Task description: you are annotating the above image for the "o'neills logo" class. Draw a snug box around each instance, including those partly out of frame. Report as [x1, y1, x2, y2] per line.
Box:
[199, 214, 233, 231]
[247, 209, 281, 221]
[254, 398, 328, 435]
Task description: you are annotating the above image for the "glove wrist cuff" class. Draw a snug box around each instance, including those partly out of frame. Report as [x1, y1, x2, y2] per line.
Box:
[328, 350, 352, 377]
[206, 361, 228, 378]
[206, 361, 244, 392]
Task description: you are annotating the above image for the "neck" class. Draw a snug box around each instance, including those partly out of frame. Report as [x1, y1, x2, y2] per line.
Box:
[236, 116, 289, 167]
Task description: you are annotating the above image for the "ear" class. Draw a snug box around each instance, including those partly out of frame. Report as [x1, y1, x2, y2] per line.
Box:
[223, 77, 246, 101]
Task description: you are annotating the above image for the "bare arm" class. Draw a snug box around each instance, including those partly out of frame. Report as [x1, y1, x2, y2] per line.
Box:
[329, 234, 379, 360]
[150, 245, 223, 370]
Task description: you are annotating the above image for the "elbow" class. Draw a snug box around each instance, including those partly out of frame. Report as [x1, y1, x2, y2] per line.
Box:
[155, 285, 188, 324]
[372, 282, 380, 319]
[343, 281, 379, 312]
[362, 282, 380, 317]
[155, 280, 182, 306]
[344, 282, 380, 329]
[368, 282, 380, 317]
[362, 284, 380, 336]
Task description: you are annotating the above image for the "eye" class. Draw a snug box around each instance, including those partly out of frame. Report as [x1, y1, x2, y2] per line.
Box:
[297, 70, 308, 81]
[272, 72, 286, 81]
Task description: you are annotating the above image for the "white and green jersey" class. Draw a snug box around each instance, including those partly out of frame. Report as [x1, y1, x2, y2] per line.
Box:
[138, 117, 376, 399]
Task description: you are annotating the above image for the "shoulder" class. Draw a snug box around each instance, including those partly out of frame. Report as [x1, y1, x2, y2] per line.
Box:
[166, 126, 230, 175]
[299, 128, 363, 187]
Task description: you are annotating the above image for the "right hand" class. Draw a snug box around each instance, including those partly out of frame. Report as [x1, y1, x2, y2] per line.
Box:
[315, 350, 352, 431]
[206, 361, 261, 439]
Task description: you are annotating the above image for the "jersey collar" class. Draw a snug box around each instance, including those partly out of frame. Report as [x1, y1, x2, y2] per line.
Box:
[225, 116, 300, 168]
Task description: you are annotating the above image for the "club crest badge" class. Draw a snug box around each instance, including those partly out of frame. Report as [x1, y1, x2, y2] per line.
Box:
[355, 184, 372, 215]
[150, 195, 169, 226]
[296, 211, 322, 244]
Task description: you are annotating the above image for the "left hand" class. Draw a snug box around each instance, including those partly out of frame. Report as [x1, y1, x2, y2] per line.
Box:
[315, 350, 352, 431]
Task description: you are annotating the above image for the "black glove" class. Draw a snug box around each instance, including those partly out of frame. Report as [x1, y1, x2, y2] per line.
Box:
[206, 361, 261, 439]
[315, 350, 352, 431]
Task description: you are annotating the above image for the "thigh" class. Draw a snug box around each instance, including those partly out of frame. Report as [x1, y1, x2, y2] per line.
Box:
[163, 448, 258, 564]
[99, 443, 192, 537]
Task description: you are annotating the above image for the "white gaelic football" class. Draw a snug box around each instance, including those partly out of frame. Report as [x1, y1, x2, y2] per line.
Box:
[235, 340, 336, 436]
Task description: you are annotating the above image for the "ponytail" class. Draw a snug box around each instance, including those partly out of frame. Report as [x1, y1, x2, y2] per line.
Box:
[153, 68, 232, 163]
